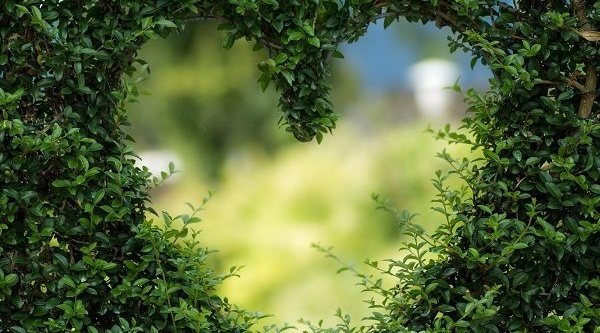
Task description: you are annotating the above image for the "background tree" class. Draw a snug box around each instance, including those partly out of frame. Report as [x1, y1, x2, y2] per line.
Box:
[128, 23, 289, 180]
[1, 1, 599, 332]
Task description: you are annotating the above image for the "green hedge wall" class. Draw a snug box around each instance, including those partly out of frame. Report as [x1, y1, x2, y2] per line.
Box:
[1, 0, 599, 332]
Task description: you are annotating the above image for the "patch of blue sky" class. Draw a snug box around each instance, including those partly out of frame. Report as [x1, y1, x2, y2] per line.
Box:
[342, 20, 491, 91]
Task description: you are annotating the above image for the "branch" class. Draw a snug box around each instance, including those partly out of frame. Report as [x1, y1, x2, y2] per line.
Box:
[182, 14, 222, 23]
[536, 77, 587, 93]
[435, 10, 459, 31]
[572, 0, 597, 118]
[260, 38, 283, 51]
[563, 77, 587, 92]
[372, 0, 461, 32]
[573, 0, 590, 30]
[579, 64, 597, 118]
[372, 12, 396, 22]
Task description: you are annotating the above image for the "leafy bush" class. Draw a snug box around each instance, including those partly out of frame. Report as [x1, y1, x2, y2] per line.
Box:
[0, 2, 257, 332]
[2, 0, 600, 332]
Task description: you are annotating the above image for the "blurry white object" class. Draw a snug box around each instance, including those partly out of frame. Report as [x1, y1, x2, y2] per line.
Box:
[136, 150, 183, 184]
[409, 59, 459, 119]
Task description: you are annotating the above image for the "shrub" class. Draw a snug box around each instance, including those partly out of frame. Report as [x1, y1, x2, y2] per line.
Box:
[2, 0, 600, 332]
[0, 2, 256, 332]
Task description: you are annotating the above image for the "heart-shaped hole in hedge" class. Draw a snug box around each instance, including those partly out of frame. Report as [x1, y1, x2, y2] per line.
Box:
[1, 1, 599, 332]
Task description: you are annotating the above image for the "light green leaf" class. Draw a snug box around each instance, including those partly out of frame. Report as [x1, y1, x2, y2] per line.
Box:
[288, 31, 304, 42]
[31, 6, 42, 21]
[281, 71, 294, 86]
[308, 36, 320, 48]
[155, 19, 177, 28]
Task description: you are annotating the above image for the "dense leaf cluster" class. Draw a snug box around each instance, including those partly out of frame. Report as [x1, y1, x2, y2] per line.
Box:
[216, 0, 378, 142]
[0, 1, 257, 331]
[359, 1, 600, 331]
[2, 0, 600, 332]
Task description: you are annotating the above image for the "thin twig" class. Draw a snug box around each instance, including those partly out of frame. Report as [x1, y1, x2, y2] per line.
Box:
[181, 14, 222, 23]
[260, 38, 283, 50]
[372, 12, 396, 22]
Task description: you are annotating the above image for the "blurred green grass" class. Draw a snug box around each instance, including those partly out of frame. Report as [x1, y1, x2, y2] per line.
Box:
[147, 122, 469, 326]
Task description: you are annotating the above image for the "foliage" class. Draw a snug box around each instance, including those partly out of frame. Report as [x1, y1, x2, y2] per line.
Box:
[211, 0, 383, 143]
[2, 0, 600, 333]
[0, 1, 259, 331]
[294, 1, 600, 332]
[295, 1, 599, 331]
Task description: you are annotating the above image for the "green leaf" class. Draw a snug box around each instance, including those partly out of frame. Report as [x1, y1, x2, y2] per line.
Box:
[301, 23, 315, 36]
[4, 274, 18, 287]
[52, 180, 71, 188]
[468, 248, 480, 258]
[483, 149, 500, 163]
[80, 48, 110, 60]
[465, 302, 475, 314]
[589, 279, 600, 288]
[512, 243, 528, 250]
[438, 304, 455, 313]
[14, 5, 29, 16]
[512, 272, 528, 287]
[58, 276, 75, 289]
[287, 31, 304, 42]
[316, 132, 323, 144]
[178, 227, 188, 238]
[53, 253, 69, 268]
[223, 34, 236, 49]
[384, 15, 395, 28]
[478, 205, 492, 214]
[272, 20, 284, 33]
[274, 53, 288, 64]
[558, 90, 574, 101]
[281, 71, 294, 86]
[10, 327, 27, 333]
[103, 262, 117, 270]
[155, 19, 177, 28]
[580, 294, 592, 307]
[505, 65, 518, 76]
[525, 157, 540, 165]
[31, 6, 42, 21]
[513, 150, 522, 161]
[545, 182, 562, 198]
[141, 17, 152, 29]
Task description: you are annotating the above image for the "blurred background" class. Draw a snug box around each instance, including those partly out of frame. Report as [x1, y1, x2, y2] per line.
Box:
[127, 20, 490, 327]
